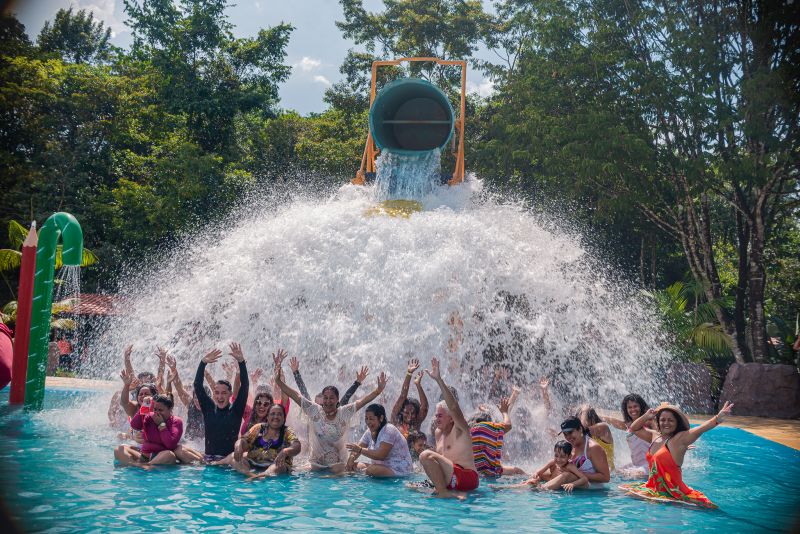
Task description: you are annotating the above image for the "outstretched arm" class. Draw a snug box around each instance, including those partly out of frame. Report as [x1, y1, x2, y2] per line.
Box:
[229, 343, 249, 415]
[194, 349, 222, 412]
[628, 409, 657, 443]
[539, 377, 552, 413]
[155, 347, 168, 394]
[603, 415, 627, 431]
[391, 360, 418, 423]
[680, 401, 734, 446]
[119, 369, 137, 417]
[342, 366, 368, 405]
[288, 356, 311, 399]
[427, 357, 468, 429]
[274, 365, 302, 405]
[354, 372, 388, 411]
[415, 370, 429, 423]
[498, 397, 513, 432]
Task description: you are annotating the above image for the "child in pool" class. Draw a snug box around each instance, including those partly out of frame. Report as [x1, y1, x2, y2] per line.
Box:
[489, 441, 589, 492]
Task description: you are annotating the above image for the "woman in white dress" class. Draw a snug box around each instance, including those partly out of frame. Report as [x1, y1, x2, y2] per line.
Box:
[346, 403, 414, 477]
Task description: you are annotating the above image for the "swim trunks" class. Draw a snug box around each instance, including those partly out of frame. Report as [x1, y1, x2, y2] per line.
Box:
[447, 463, 479, 491]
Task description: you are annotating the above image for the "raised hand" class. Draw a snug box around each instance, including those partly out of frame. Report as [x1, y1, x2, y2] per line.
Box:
[289, 356, 300, 373]
[156, 347, 168, 363]
[229, 342, 245, 363]
[539, 377, 550, 389]
[407, 359, 420, 375]
[356, 366, 369, 383]
[167, 369, 177, 384]
[717, 401, 734, 422]
[120, 368, 133, 386]
[377, 372, 388, 391]
[123, 344, 133, 365]
[643, 408, 657, 421]
[414, 370, 424, 386]
[426, 357, 441, 381]
[498, 397, 511, 414]
[272, 349, 288, 369]
[252, 367, 264, 385]
[202, 348, 223, 364]
[166, 354, 177, 371]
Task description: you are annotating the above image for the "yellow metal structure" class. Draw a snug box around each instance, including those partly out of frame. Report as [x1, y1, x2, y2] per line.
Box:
[353, 57, 466, 186]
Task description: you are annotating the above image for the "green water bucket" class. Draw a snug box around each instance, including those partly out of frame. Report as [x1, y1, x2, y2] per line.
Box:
[369, 78, 454, 156]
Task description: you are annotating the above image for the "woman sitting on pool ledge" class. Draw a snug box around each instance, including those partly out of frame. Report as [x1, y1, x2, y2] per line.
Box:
[540, 416, 610, 489]
[274, 350, 388, 474]
[114, 394, 183, 466]
[620, 401, 734, 508]
[345, 403, 414, 477]
[229, 403, 300, 478]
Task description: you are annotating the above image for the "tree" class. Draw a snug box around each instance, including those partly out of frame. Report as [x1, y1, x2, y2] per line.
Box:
[123, 0, 293, 153]
[478, 0, 799, 363]
[37, 8, 113, 64]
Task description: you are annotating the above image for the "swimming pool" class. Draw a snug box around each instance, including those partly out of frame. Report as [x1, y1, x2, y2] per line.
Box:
[1, 390, 798, 532]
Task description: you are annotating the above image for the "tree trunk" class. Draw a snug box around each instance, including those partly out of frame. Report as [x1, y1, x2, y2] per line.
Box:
[747, 206, 769, 362]
[734, 210, 750, 361]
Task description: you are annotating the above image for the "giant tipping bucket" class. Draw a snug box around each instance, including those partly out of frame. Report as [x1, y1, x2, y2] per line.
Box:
[353, 57, 467, 186]
[369, 78, 454, 156]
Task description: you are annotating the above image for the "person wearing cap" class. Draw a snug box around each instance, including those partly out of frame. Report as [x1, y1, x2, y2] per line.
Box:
[541, 416, 611, 490]
[620, 400, 734, 508]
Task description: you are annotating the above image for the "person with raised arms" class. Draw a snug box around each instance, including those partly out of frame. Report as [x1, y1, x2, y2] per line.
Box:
[390, 358, 429, 439]
[620, 401, 734, 508]
[416, 357, 479, 498]
[274, 350, 388, 474]
[193, 342, 249, 463]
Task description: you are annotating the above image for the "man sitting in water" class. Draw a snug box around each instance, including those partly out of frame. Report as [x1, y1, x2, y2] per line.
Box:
[417, 357, 479, 498]
[193, 342, 249, 462]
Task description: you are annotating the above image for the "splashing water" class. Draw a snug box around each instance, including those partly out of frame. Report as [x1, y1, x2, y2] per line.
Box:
[54, 265, 81, 340]
[375, 149, 442, 200]
[86, 173, 676, 466]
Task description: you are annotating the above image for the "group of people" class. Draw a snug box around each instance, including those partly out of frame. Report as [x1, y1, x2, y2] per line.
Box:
[109, 343, 733, 505]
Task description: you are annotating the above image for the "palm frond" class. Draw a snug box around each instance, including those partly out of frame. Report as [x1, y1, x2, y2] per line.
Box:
[691, 323, 733, 354]
[8, 220, 29, 250]
[54, 246, 98, 269]
[0, 249, 22, 272]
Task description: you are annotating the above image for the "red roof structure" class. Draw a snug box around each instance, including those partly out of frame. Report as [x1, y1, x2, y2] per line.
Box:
[65, 294, 126, 316]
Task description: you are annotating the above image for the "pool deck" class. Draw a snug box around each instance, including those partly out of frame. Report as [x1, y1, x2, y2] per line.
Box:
[45, 377, 800, 451]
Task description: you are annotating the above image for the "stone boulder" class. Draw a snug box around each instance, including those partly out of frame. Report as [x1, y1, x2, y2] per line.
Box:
[665, 362, 715, 414]
[719, 363, 800, 419]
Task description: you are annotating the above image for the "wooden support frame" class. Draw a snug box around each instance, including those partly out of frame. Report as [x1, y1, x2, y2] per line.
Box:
[352, 57, 466, 186]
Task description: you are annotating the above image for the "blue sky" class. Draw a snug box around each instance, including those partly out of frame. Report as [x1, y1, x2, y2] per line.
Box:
[14, 0, 495, 115]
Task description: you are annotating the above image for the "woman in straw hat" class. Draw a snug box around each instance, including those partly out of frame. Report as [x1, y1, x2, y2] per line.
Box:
[620, 401, 734, 508]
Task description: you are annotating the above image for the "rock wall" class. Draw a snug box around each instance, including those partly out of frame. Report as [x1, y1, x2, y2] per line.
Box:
[719, 363, 800, 419]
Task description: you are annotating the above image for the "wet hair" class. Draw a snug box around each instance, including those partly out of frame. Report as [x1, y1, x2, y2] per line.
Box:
[621, 394, 649, 424]
[468, 411, 493, 427]
[397, 398, 421, 423]
[407, 430, 427, 447]
[435, 400, 451, 414]
[576, 405, 603, 434]
[366, 404, 388, 439]
[656, 408, 689, 434]
[321, 386, 339, 399]
[216, 380, 232, 392]
[560, 416, 588, 435]
[554, 440, 573, 456]
[136, 383, 157, 398]
[153, 394, 174, 410]
[137, 371, 156, 382]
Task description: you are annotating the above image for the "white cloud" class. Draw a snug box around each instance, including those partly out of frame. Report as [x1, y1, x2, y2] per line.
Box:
[313, 75, 332, 86]
[296, 56, 322, 72]
[71, 0, 127, 37]
[254, 1, 262, 10]
[466, 79, 495, 98]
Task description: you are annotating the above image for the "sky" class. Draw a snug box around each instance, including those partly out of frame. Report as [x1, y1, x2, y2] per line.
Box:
[13, 0, 496, 115]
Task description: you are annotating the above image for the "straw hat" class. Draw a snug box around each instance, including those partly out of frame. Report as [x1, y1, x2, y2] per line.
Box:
[654, 402, 690, 430]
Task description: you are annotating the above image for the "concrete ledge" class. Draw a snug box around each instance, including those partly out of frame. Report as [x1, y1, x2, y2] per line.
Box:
[45, 376, 116, 390]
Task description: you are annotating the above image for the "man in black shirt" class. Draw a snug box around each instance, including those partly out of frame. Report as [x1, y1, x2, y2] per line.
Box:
[193, 342, 249, 462]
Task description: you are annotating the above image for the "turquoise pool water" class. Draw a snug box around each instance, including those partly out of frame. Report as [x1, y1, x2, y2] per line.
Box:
[1, 390, 798, 532]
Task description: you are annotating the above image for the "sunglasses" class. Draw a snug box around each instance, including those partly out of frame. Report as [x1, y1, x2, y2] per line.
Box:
[255, 400, 272, 407]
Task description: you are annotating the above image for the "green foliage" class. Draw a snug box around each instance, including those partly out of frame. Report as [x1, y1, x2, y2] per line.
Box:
[37, 7, 114, 64]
